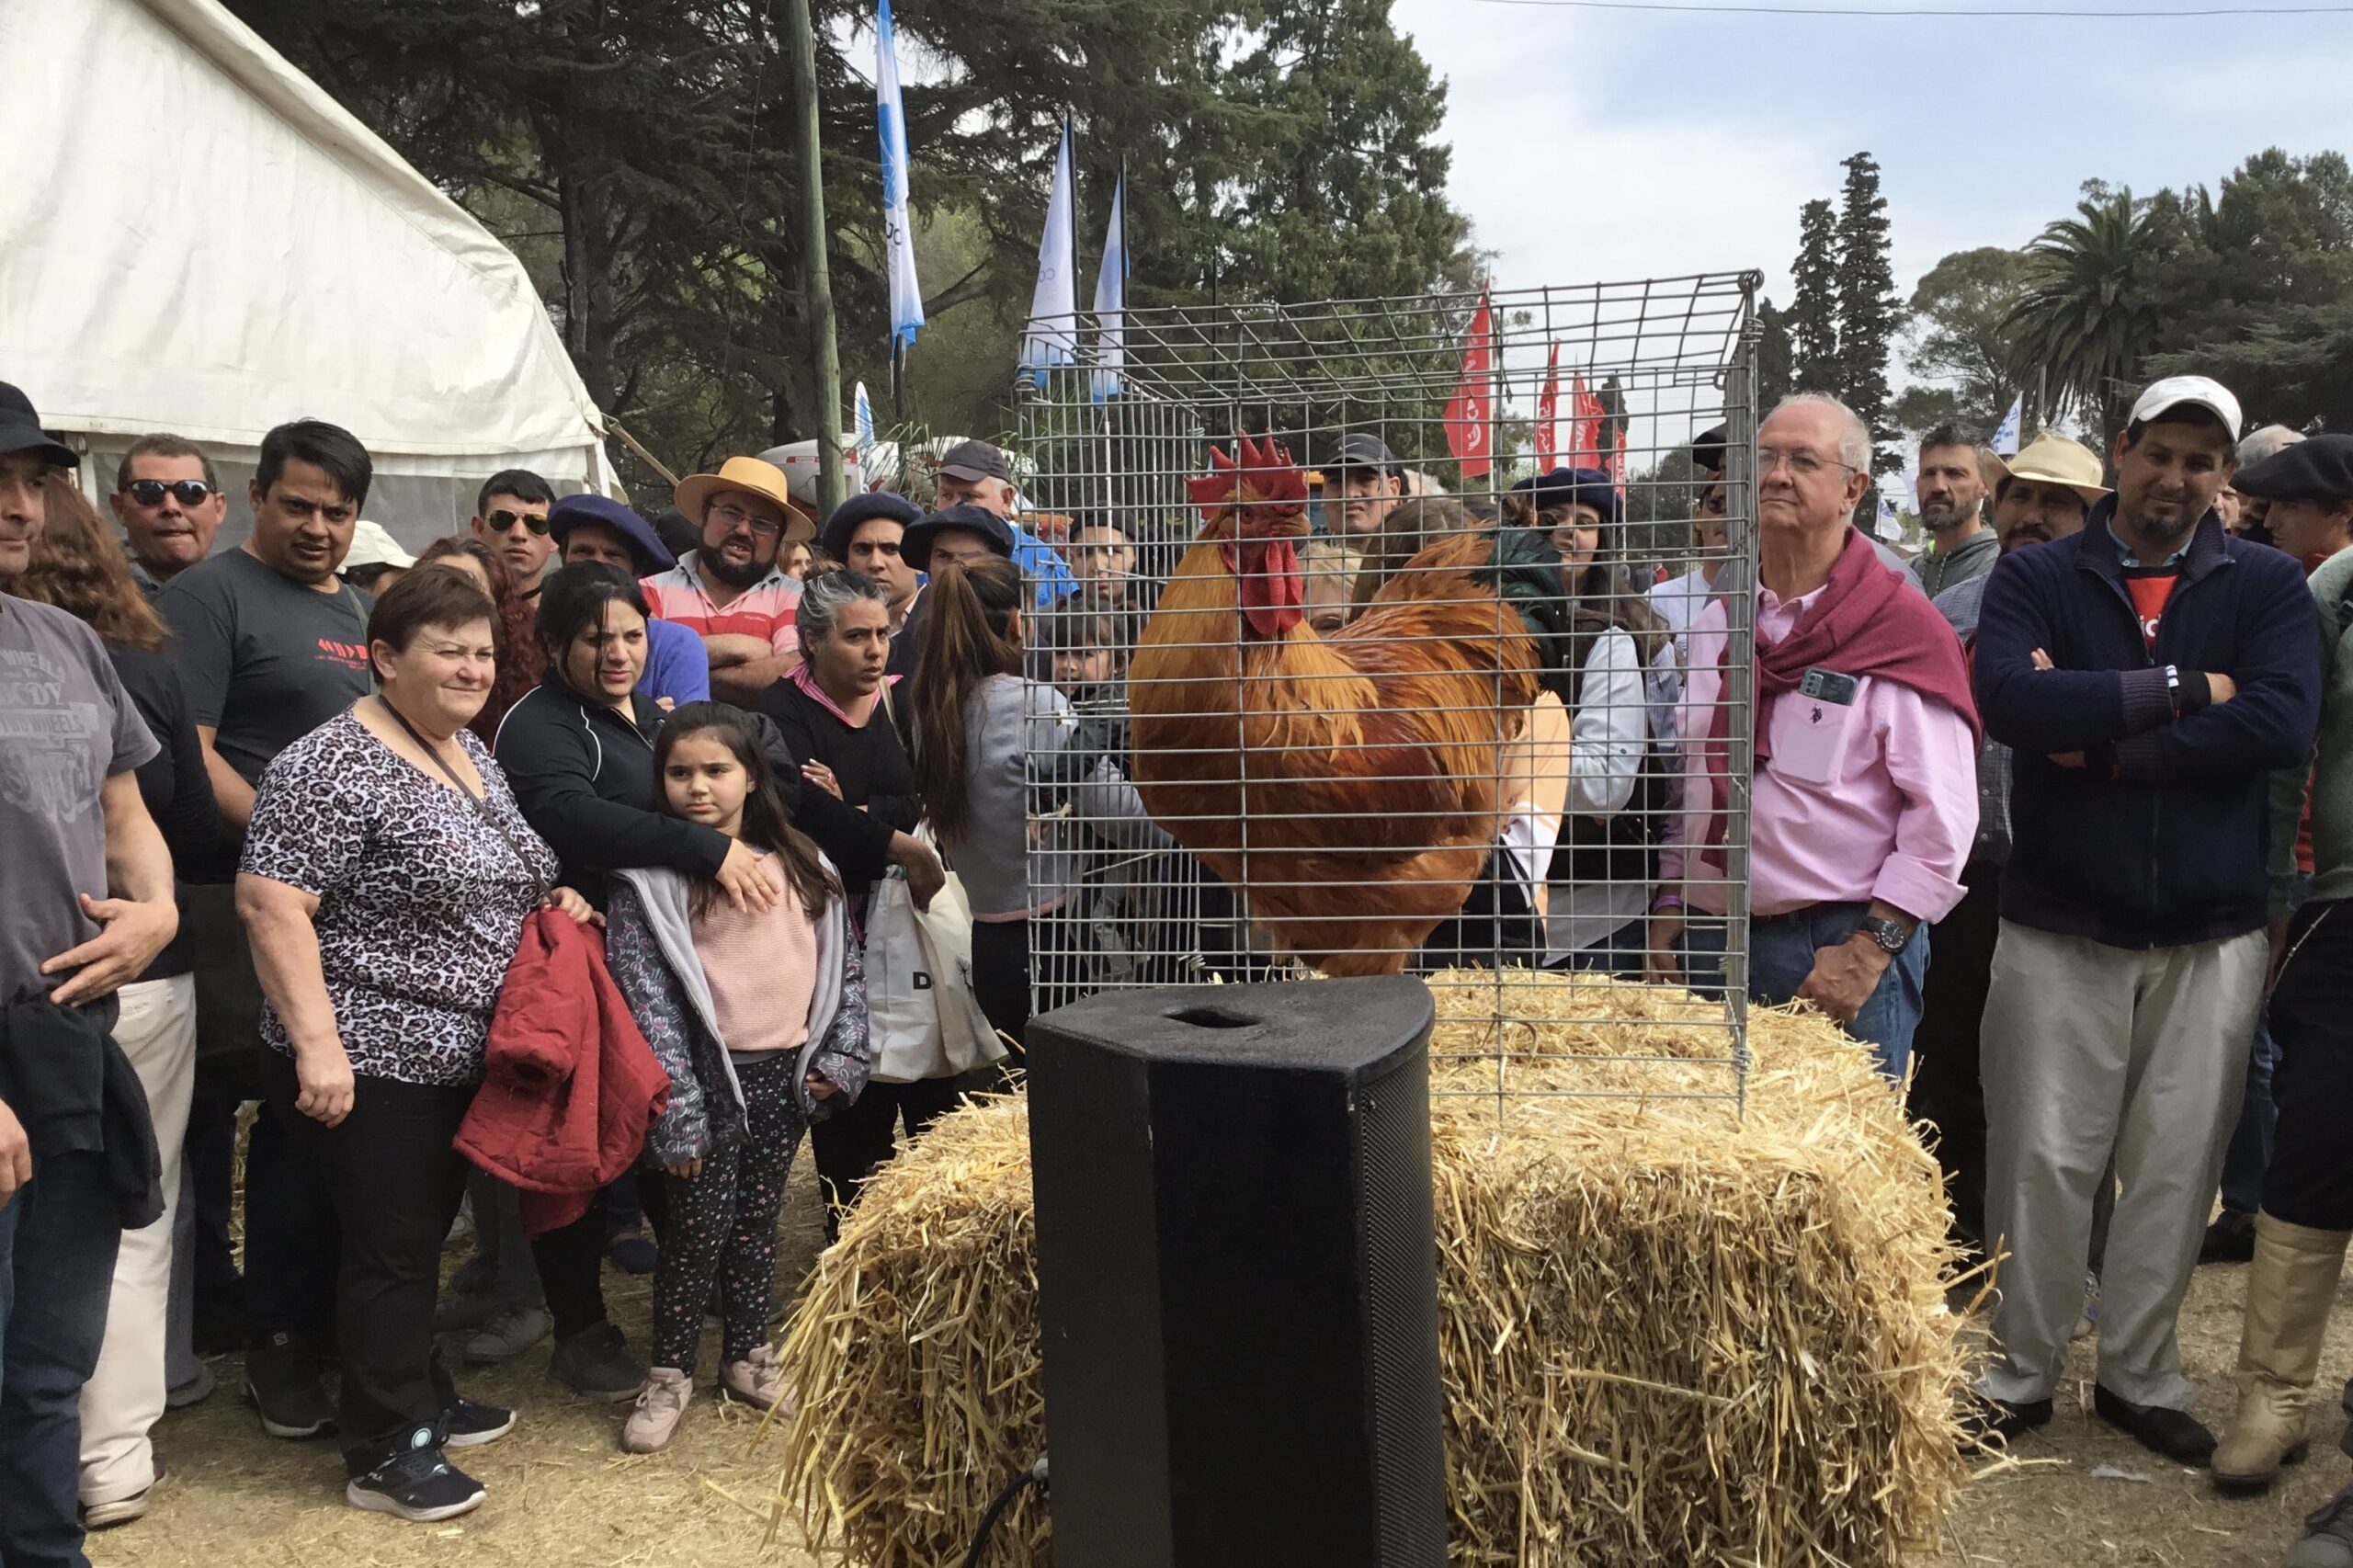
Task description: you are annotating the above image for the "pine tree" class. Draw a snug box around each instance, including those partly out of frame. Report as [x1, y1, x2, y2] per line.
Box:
[1755, 298, 1795, 408]
[1789, 200, 1840, 395]
[1834, 151, 1901, 473]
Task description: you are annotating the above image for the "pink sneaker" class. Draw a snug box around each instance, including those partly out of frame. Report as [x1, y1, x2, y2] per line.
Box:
[718, 1345, 794, 1415]
[621, 1368, 690, 1453]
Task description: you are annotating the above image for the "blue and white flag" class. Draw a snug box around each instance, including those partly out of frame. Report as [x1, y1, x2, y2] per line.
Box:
[1019, 121, 1080, 382]
[875, 0, 923, 351]
[1992, 393, 2023, 457]
[854, 381, 874, 460]
[1090, 172, 1128, 403]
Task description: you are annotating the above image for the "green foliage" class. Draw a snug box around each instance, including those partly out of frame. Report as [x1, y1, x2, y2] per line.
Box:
[1790, 199, 1840, 394]
[1755, 298, 1794, 408]
[1834, 152, 1900, 473]
[1901, 246, 2029, 433]
[2003, 187, 2181, 442]
[222, 0, 1472, 494]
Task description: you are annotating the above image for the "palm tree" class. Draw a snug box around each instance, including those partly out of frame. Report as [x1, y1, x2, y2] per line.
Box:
[2004, 188, 2177, 442]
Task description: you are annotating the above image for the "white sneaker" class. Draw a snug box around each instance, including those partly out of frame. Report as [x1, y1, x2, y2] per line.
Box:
[719, 1344, 793, 1415]
[621, 1368, 691, 1454]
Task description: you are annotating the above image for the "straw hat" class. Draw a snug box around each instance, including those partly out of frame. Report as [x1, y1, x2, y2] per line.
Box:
[672, 455, 815, 544]
[1993, 433, 2109, 507]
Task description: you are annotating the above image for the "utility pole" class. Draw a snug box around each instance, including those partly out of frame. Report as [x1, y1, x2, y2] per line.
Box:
[781, 0, 845, 516]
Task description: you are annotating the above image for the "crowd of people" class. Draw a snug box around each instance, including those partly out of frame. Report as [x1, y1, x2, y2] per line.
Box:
[6, 364, 2353, 1567]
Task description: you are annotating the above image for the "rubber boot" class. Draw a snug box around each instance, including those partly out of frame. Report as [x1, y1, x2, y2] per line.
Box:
[2213, 1212, 2351, 1492]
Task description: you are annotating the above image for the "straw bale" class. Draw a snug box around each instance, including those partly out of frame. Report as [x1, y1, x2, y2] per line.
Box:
[777, 972, 1971, 1567]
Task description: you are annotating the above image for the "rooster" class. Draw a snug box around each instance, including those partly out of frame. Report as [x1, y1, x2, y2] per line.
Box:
[1128, 437, 1572, 977]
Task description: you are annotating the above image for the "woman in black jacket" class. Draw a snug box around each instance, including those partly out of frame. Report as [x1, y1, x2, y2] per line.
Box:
[491, 564, 785, 1407]
[751, 570, 936, 1235]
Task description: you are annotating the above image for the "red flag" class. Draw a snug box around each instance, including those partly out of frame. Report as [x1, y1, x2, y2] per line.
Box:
[1533, 342, 1562, 472]
[1443, 291, 1495, 478]
[1568, 376, 1606, 470]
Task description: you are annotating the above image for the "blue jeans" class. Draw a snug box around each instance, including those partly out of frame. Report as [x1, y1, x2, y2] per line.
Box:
[1749, 902, 1930, 1081]
[2, 1152, 123, 1567]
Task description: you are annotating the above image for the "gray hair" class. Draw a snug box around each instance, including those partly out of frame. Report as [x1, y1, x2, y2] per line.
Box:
[1768, 393, 1873, 473]
[2237, 424, 2305, 468]
[795, 567, 890, 654]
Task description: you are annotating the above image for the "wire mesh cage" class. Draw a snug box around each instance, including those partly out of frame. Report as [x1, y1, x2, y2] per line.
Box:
[1016, 275, 1761, 1104]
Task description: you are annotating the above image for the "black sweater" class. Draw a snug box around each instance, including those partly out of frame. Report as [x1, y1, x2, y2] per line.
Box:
[110, 645, 227, 980]
[493, 677, 731, 909]
[752, 676, 917, 889]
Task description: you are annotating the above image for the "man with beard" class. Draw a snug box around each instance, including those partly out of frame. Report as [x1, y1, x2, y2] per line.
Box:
[110, 436, 228, 596]
[639, 456, 810, 706]
[1906, 422, 1999, 601]
[1910, 434, 2108, 1255]
[1971, 378, 2322, 1463]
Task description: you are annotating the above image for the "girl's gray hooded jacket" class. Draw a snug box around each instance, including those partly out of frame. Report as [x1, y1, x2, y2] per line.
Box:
[605, 862, 870, 1167]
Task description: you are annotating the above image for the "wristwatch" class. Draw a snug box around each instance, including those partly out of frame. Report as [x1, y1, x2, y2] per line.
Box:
[1856, 915, 1912, 955]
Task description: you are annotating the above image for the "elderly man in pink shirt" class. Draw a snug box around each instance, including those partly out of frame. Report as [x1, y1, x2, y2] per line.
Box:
[1649, 394, 1979, 1078]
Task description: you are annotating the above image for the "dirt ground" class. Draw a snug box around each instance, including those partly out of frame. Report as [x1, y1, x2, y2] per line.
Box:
[85, 1175, 2353, 1568]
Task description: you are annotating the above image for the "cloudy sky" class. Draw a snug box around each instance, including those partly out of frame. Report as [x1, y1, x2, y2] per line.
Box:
[1392, 0, 2353, 310]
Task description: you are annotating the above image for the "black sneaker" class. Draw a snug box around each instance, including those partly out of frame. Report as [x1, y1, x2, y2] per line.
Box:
[345, 1431, 485, 1523]
[2093, 1384, 2217, 1466]
[548, 1322, 646, 1403]
[2201, 1211, 2258, 1265]
[243, 1333, 335, 1439]
[1961, 1394, 2052, 1449]
[443, 1397, 516, 1449]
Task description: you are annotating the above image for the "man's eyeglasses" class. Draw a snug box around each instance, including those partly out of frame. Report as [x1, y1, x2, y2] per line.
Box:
[124, 479, 215, 508]
[708, 502, 786, 540]
[486, 508, 551, 536]
[1756, 448, 1855, 479]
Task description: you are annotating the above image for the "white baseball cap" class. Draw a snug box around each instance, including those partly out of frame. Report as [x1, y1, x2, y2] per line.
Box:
[341, 518, 415, 572]
[2129, 375, 2243, 440]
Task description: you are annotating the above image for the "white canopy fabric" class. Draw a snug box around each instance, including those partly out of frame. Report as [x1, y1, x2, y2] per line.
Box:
[0, 0, 612, 543]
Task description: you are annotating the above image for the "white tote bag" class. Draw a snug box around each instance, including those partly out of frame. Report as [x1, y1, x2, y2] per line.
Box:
[864, 857, 1005, 1085]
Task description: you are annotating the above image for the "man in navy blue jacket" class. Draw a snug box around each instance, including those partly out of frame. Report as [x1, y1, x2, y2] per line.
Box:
[1970, 376, 2322, 1464]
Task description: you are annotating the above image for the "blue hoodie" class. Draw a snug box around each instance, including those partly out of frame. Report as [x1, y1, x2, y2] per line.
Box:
[1973, 499, 2320, 949]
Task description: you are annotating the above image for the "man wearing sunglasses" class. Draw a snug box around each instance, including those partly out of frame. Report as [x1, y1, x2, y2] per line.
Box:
[640, 455, 811, 706]
[111, 436, 226, 594]
[467, 470, 558, 597]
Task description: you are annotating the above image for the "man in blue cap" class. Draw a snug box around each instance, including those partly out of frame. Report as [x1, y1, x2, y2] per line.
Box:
[547, 495, 709, 709]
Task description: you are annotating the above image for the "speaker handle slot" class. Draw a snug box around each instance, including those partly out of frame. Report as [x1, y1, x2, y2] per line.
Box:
[1163, 1005, 1260, 1030]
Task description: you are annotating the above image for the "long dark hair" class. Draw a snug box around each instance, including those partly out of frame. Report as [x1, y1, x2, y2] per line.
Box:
[910, 554, 1024, 849]
[651, 702, 838, 918]
[1500, 488, 1666, 666]
[535, 562, 648, 701]
[17, 472, 171, 653]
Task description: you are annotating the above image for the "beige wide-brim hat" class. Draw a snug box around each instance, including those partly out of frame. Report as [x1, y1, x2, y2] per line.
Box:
[673, 455, 817, 545]
[1991, 433, 2110, 508]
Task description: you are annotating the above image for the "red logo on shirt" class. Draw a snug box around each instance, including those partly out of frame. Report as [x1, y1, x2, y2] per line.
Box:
[319, 638, 368, 670]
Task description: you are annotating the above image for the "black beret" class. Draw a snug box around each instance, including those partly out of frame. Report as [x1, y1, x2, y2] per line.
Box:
[902, 504, 1017, 573]
[820, 491, 924, 562]
[2234, 433, 2353, 505]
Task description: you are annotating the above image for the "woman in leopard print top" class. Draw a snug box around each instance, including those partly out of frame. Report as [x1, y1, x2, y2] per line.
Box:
[237, 569, 593, 1523]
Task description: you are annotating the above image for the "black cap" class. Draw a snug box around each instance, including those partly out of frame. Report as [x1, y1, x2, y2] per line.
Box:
[1690, 423, 1729, 477]
[938, 439, 1012, 484]
[2234, 433, 2353, 505]
[1326, 433, 1397, 472]
[901, 504, 1017, 574]
[821, 491, 924, 562]
[0, 382, 75, 468]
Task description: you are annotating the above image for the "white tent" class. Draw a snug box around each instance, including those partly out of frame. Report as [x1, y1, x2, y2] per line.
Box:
[0, 0, 613, 549]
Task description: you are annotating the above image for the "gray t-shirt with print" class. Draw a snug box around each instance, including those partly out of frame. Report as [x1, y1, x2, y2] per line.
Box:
[0, 594, 160, 994]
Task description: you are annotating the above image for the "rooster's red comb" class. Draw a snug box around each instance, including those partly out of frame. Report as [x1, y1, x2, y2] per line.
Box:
[1187, 435, 1308, 526]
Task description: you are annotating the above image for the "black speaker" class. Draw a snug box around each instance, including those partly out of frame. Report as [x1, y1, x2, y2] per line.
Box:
[1027, 976, 1446, 1568]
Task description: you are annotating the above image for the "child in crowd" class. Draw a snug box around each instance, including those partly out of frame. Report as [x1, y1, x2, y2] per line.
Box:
[601, 704, 870, 1453]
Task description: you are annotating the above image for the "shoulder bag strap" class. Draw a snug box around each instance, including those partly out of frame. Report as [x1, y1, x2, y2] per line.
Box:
[374, 696, 551, 897]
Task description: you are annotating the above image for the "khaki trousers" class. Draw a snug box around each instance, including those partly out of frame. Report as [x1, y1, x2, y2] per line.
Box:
[76, 975, 197, 1505]
[1979, 921, 2266, 1409]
